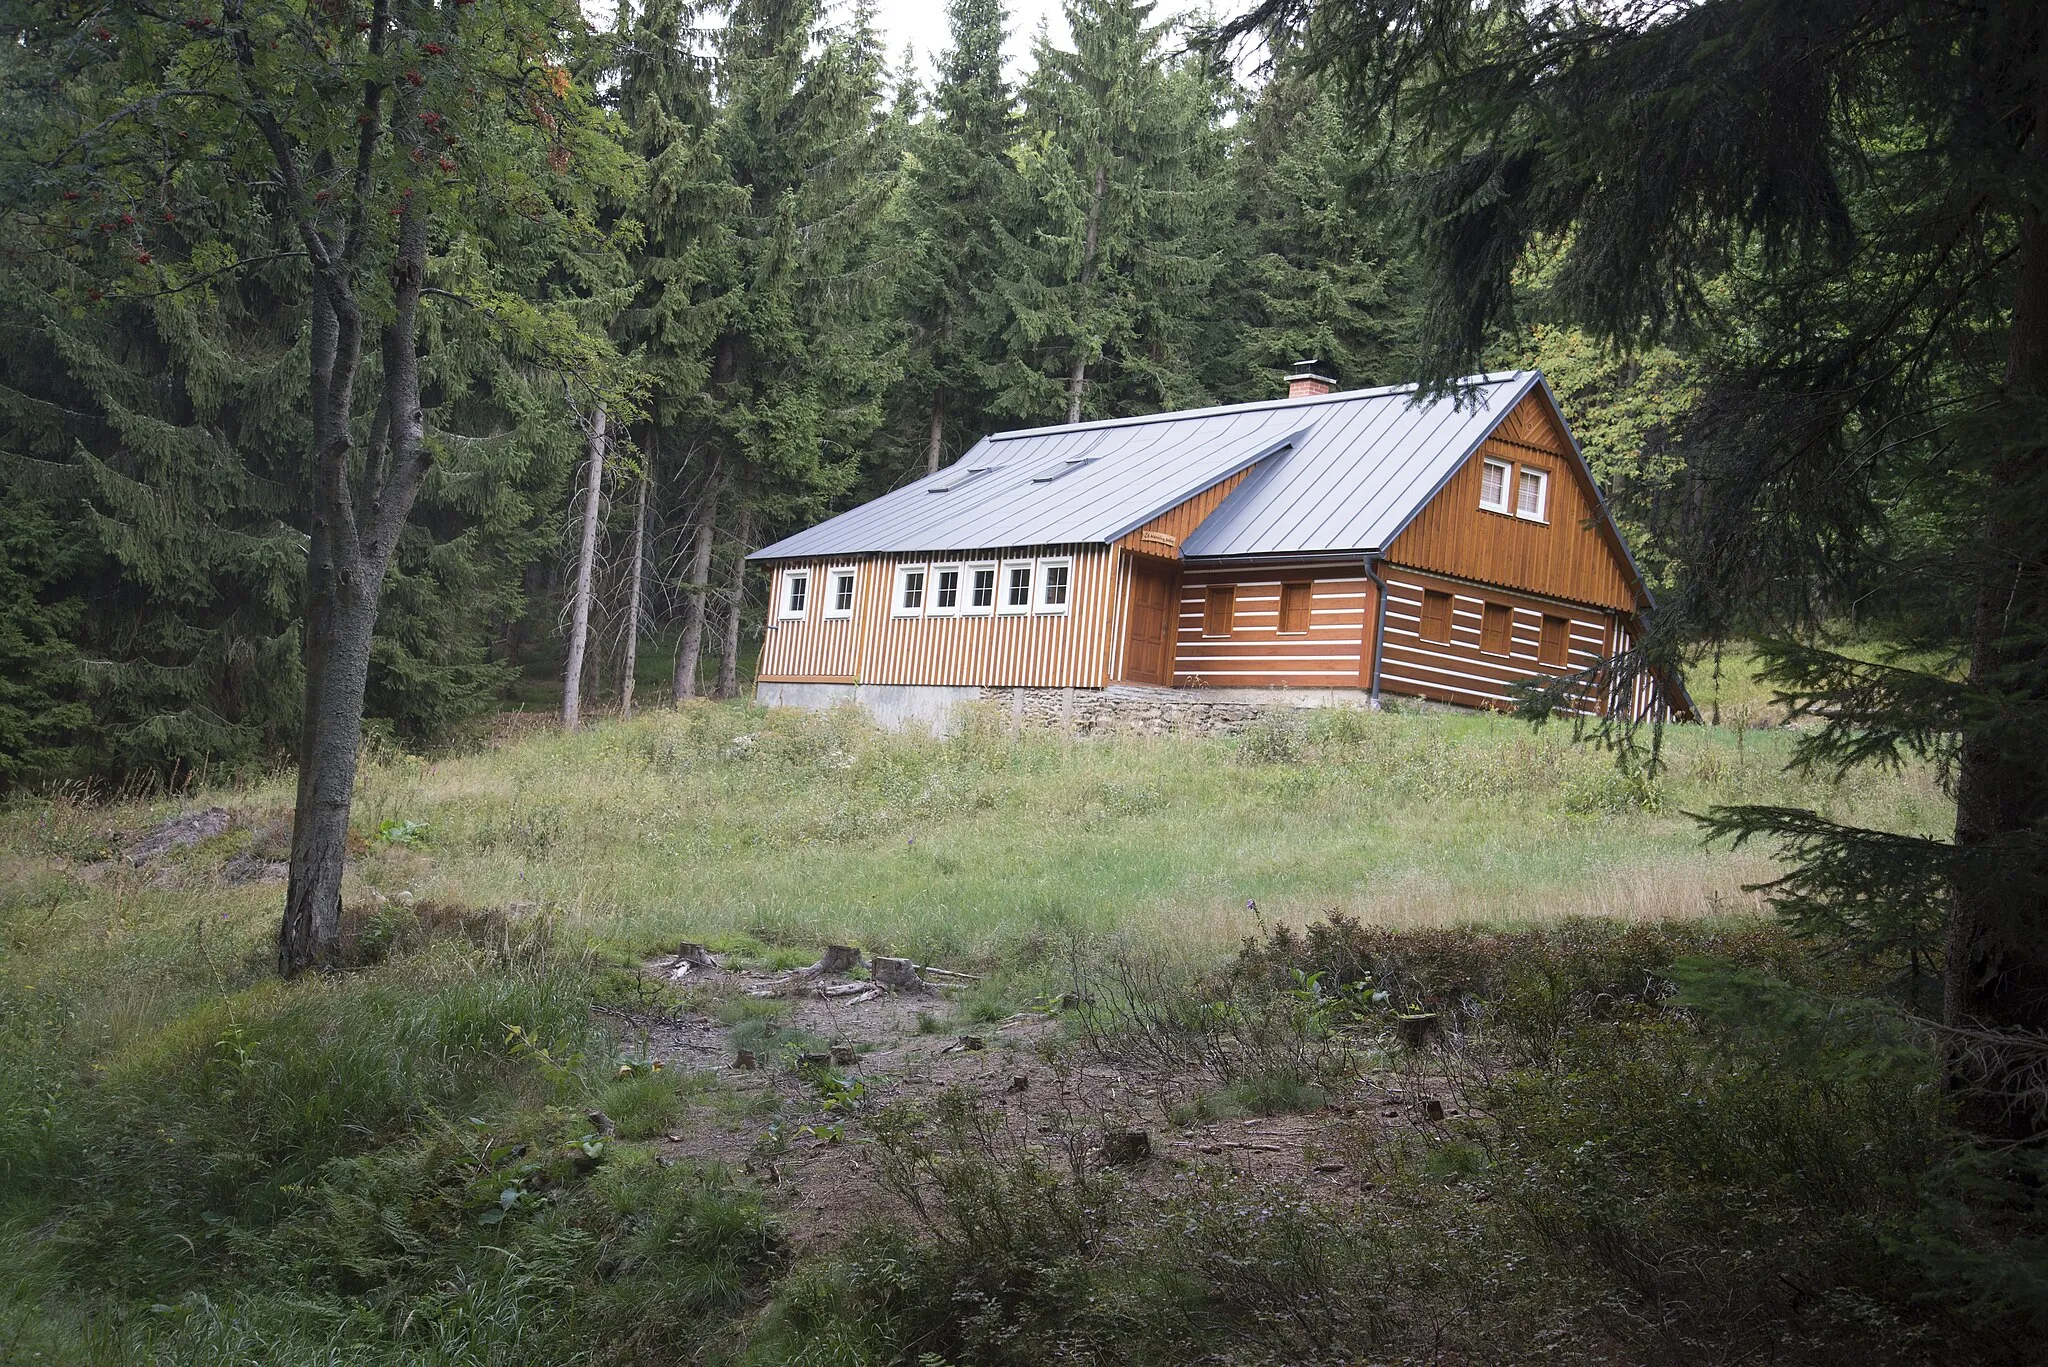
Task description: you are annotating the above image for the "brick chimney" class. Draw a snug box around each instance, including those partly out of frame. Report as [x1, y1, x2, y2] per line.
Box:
[1287, 358, 1336, 399]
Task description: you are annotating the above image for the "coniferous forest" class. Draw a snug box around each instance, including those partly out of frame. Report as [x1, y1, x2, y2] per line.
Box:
[3, 0, 2048, 1360]
[1, 0, 1652, 792]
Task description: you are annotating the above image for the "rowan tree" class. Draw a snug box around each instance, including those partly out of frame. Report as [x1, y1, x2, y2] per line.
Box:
[10, 0, 632, 972]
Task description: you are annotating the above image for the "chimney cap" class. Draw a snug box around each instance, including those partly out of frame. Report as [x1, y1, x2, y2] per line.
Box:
[1286, 358, 1337, 398]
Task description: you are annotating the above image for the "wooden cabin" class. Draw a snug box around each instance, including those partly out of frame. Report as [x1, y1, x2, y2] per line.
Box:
[747, 368, 1692, 730]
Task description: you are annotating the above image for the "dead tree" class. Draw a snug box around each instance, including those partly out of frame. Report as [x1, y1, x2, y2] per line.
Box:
[620, 454, 649, 719]
[562, 404, 606, 731]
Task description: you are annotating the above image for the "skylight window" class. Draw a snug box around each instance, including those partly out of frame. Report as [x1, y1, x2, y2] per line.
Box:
[928, 465, 998, 493]
[1031, 456, 1101, 483]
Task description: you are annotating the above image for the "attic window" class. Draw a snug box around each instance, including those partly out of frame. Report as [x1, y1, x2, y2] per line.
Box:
[1032, 456, 1100, 483]
[929, 465, 998, 493]
[1479, 458, 1512, 513]
[1516, 466, 1549, 522]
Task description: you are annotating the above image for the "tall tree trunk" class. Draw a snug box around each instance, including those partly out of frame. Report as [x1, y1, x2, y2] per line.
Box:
[1066, 162, 1108, 425]
[714, 508, 750, 700]
[621, 455, 648, 719]
[674, 459, 721, 702]
[1944, 193, 2048, 1141]
[562, 405, 606, 732]
[927, 391, 946, 474]
[279, 196, 433, 976]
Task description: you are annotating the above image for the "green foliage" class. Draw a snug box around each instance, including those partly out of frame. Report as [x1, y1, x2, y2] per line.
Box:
[0, 496, 88, 786]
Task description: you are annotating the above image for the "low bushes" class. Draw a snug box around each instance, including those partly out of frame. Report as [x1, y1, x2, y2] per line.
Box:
[750, 919, 2046, 1366]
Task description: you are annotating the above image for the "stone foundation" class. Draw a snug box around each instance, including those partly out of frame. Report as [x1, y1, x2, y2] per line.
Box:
[757, 680, 1382, 737]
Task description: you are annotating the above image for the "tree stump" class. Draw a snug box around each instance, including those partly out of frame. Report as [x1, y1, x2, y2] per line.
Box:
[669, 942, 719, 977]
[870, 956, 928, 991]
[1101, 1128, 1151, 1165]
[1396, 1013, 1441, 1050]
[810, 944, 862, 976]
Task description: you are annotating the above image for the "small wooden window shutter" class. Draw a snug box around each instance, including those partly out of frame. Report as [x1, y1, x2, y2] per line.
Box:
[1539, 615, 1570, 666]
[1421, 590, 1452, 644]
[1481, 602, 1513, 655]
[1205, 584, 1235, 636]
[1279, 582, 1313, 633]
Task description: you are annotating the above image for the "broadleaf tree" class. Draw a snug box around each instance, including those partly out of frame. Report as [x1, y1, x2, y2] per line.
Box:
[14, 0, 632, 972]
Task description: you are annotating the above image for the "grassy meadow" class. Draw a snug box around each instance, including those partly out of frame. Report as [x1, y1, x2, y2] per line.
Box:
[0, 695, 1981, 1364]
[15, 696, 1944, 972]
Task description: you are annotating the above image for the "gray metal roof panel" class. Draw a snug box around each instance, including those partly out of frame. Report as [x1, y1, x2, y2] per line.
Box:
[1181, 372, 1539, 557]
[749, 372, 1540, 562]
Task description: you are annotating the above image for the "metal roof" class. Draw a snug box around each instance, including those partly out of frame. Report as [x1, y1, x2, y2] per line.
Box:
[749, 371, 1542, 562]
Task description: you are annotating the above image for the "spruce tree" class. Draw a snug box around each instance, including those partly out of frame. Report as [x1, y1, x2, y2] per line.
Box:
[890, 0, 1016, 475]
[1200, 66, 1418, 403]
[1236, 0, 2048, 1139]
[993, 0, 1224, 424]
[698, 0, 898, 571]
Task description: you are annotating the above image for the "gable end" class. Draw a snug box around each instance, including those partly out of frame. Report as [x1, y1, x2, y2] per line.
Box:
[1384, 387, 1646, 613]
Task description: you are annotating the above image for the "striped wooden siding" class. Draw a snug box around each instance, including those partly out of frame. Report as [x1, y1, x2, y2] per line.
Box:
[1172, 561, 1372, 689]
[1113, 467, 1254, 557]
[1377, 567, 1610, 715]
[758, 560, 865, 683]
[1388, 390, 1639, 612]
[759, 548, 1116, 689]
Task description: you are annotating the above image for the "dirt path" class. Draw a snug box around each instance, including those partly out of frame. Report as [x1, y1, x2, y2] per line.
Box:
[609, 953, 1468, 1251]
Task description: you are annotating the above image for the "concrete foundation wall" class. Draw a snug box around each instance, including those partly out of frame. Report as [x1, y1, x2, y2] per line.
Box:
[753, 681, 985, 734]
[755, 679, 1383, 737]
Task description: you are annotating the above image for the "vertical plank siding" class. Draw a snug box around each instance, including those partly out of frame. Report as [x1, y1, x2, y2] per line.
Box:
[1387, 392, 1640, 612]
[1113, 467, 1254, 556]
[759, 547, 1117, 689]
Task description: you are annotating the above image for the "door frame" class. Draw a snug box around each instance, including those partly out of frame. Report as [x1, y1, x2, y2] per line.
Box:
[1120, 551, 1181, 686]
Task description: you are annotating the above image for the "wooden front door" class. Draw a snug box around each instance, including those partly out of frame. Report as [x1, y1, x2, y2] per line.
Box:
[1123, 560, 1177, 685]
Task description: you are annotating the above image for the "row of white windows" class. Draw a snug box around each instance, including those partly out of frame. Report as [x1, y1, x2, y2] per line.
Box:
[1478, 456, 1550, 522]
[780, 557, 1073, 622]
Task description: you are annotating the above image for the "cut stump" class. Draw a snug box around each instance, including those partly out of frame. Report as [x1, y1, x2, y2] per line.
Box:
[811, 944, 862, 976]
[1101, 1128, 1151, 1165]
[870, 956, 929, 992]
[1396, 1013, 1441, 1050]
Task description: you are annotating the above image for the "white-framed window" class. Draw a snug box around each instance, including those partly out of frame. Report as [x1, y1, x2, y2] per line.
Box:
[966, 561, 997, 614]
[999, 560, 1034, 614]
[1037, 557, 1072, 614]
[779, 569, 810, 620]
[893, 563, 927, 617]
[1479, 457, 1513, 513]
[1516, 466, 1549, 522]
[824, 565, 857, 619]
[930, 563, 963, 615]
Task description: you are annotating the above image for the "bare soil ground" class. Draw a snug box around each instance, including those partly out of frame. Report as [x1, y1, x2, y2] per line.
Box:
[614, 952, 1468, 1251]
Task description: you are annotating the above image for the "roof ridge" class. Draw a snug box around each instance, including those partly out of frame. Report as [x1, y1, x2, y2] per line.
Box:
[980, 371, 1529, 447]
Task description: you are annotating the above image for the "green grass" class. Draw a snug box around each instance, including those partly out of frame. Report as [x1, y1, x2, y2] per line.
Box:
[0, 696, 1953, 1363]
[19, 698, 1942, 981]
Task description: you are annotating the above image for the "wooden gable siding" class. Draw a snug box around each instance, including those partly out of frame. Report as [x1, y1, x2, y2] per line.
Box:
[1113, 467, 1253, 557]
[1172, 559, 1374, 689]
[758, 548, 1117, 689]
[1387, 391, 1638, 612]
[1377, 567, 1612, 715]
